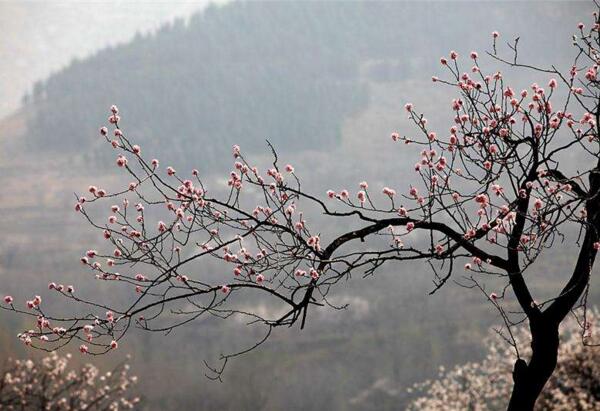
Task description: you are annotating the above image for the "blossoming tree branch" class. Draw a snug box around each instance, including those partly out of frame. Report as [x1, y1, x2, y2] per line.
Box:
[4, 7, 600, 411]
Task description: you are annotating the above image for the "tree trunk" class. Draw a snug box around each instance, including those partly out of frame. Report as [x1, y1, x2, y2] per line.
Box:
[507, 319, 559, 411]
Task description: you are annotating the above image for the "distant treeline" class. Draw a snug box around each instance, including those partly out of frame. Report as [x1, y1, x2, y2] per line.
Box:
[21, 1, 582, 171]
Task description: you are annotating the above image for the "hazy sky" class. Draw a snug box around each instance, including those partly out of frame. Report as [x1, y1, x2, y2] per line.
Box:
[0, 0, 226, 120]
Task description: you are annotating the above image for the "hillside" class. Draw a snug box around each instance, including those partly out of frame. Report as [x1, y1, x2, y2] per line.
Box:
[17, 2, 582, 170]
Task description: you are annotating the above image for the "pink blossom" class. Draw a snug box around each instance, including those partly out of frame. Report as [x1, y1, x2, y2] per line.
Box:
[359, 181, 368, 189]
[449, 50, 458, 60]
[383, 187, 396, 198]
[48, 282, 56, 290]
[491, 184, 504, 196]
[4, 296, 13, 304]
[285, 164, 294, 173]
[110, 340, 119, 349]
[586, 66, 597, 81]
[391, 132, 400, 142]
[475, 194, 489, 207]
[307, 235, 321, 251]
[256, 274, 265, 284]
[357, 191, 366, 204]
[406, 222, 415, 232]
[470, 51, 478, 60]
[464, 228, 477, 240]
[492, 31, 500, 38]
[327, 190, 336, 199]
[310, 268, 320, 280]
[452, 99, 462, 110]
[409, 187, 418, 198]
[404, 103, 413, 112]
[221, 285, 231, 294]
[594, 242, 600, 250]
[86, 250, 98, 258]
[166, 166, 176, 176]
[490, 292, 498, 300]
[79, 344, 89, 354]
[100, 126, 108, 136]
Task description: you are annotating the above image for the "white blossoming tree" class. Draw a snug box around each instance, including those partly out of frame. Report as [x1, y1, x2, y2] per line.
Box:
[0, 352, 140, 410]
[407, 310, 600, 411]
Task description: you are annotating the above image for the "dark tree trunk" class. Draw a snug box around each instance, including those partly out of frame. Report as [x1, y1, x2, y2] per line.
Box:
[507, 319, 559, 411]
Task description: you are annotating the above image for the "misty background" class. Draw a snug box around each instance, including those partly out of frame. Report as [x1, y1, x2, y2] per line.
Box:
[0, 1, 596, 410]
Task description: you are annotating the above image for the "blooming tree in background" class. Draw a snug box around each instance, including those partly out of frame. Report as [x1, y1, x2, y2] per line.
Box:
[407, 310, 600, 411]
[0, 352, 139, 410]
[3, 5, 600, 411]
